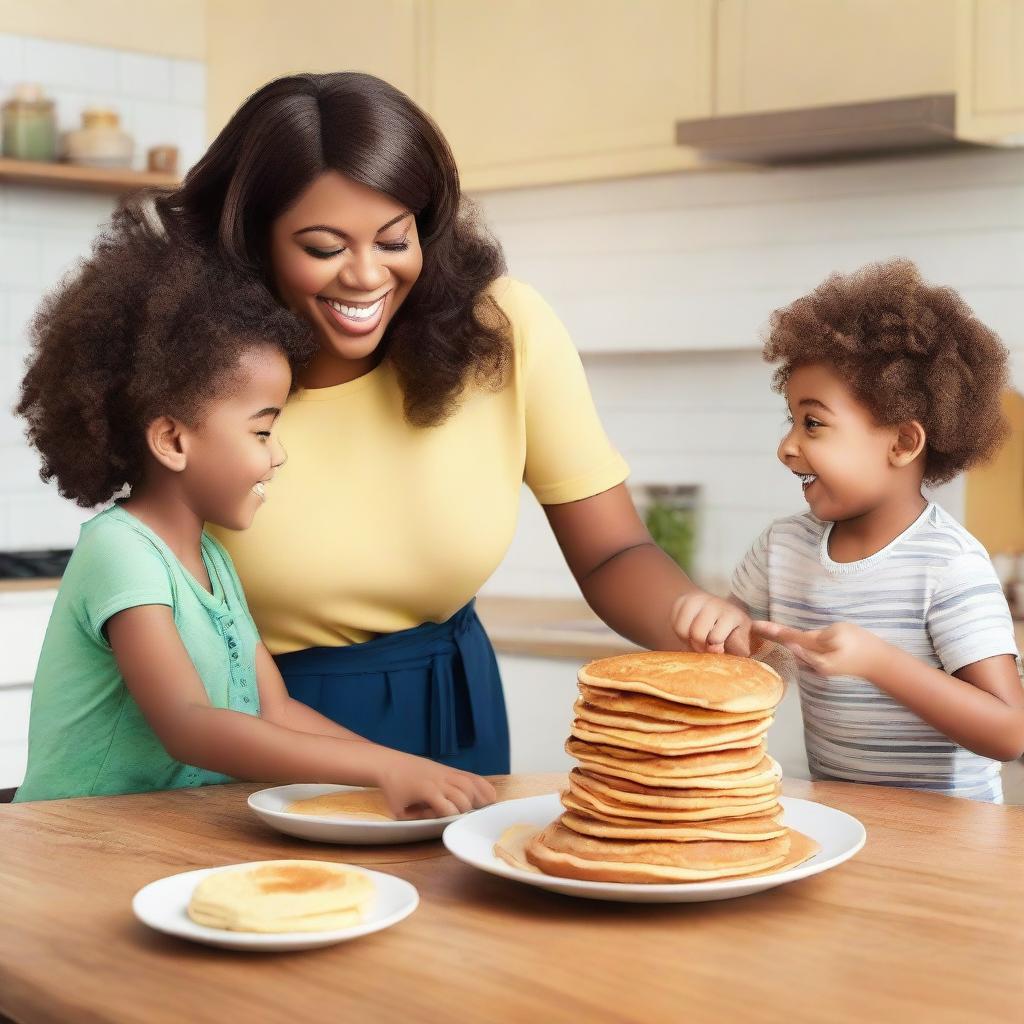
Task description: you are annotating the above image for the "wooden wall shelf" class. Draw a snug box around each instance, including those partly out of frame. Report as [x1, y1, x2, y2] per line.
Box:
[0, 157, 179, 194]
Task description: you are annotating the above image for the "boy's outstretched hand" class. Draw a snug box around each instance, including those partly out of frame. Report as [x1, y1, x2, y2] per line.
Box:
[671, 592, 753, 657]
[752, 620, 883, 679]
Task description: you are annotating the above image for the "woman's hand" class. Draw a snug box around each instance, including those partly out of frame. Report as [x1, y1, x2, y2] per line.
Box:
[671, 592, 753, 656]
[373, 751, 497, 820]
[752, 620, 884, 679]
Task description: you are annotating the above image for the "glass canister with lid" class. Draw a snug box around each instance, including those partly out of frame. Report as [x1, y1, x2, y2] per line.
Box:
[1, 83, 58, 161]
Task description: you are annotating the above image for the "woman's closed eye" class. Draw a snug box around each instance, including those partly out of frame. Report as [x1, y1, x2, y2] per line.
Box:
[303, 238, 410, 259]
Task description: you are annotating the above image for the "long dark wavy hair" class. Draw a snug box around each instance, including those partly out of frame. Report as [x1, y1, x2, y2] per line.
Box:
[152, 71, 511, 427]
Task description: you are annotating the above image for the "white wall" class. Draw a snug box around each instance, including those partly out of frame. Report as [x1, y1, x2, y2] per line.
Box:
[476, 147, 1015, 596]
[0, 32, 205, 550]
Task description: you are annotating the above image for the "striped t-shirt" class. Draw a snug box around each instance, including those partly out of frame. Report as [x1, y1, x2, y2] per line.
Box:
[731, 503, 1019, 802]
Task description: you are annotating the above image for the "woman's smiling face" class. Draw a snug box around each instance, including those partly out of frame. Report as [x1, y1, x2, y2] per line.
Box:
[268, 171, 423, 386]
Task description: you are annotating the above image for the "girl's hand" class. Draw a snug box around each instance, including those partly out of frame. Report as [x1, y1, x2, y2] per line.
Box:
[752, 620, 885, 679]
[373, 752, 497, 820]
[671, 592, 753, 656]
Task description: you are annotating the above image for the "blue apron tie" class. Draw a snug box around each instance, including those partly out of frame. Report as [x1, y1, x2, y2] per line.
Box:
[273, 600, 509, 773]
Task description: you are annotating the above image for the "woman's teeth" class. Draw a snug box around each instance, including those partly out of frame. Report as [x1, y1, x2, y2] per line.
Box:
[799, 474, 817, 489]
[252, 482, 267, 503]
[323, 296, 384, 321]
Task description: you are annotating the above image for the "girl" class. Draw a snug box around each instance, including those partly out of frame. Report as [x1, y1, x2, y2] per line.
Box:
[13, 210, 496, 818]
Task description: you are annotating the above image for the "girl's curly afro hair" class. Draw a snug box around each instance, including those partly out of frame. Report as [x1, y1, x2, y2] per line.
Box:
[16, 205, 317, 508]
[764, 258, 1009, 485]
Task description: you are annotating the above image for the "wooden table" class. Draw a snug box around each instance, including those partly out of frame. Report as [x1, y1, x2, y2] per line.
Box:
[1, 775, 1022, 1024]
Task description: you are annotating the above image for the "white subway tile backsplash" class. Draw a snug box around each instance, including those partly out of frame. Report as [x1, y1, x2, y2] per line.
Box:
[4, 186, 115, 229]
[7, 289, 44, 347]
[171, 60, 206, 107]
[0, 34, 25, 83]
[117, 52, 172, 101]
[7, 490, 91, 551]
[0, 231, 41, 289]
[22, 37, 117, 94]
[0, 404, 24, 447]
[0, 444, 42, 497]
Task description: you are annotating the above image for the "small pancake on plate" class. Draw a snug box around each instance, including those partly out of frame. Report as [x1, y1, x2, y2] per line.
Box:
[187, 860, 375, 933]
[286, 789, 393, 821]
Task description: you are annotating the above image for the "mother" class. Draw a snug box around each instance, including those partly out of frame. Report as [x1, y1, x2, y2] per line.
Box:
[155, 72, 748, 776]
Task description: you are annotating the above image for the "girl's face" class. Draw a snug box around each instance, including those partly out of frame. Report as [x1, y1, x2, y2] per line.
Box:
[268, 171, 423, 386]
[777, 362, 902, 523]
[182, 347, 292, 531]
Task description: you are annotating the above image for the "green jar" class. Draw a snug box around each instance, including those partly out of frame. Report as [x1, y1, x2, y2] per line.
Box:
[2, 84, 57, 162]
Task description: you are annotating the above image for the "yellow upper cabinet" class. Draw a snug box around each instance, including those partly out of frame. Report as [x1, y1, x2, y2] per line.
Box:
[957, 0, 1024, 143]
[205, 0, 422, 140]
[199, 0, 1024, 192]
[419, 0, 716, 191]
[713, 0, 958, 115]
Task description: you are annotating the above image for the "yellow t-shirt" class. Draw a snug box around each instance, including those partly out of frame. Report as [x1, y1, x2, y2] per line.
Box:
[211, 277, 629, 653]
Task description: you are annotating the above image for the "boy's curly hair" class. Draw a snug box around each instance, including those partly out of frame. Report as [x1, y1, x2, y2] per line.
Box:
[16, 206, 317, 508]
[763, 259, 1009, 485]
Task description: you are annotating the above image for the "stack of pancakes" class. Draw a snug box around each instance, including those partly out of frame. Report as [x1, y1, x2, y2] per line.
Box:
[520, 651, 819, 883]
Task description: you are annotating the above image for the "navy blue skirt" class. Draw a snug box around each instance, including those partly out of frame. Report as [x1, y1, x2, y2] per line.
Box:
[273, 600, 510, 775]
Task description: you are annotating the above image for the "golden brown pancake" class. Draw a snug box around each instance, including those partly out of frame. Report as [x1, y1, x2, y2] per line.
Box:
[578, 652, 784, 714]
[286, 789, 393, 821]
[572, 765, 782, 803]
[578, 687, 772, 726]
[567, 770, 781, 814]
[569, 715, 772, 755]
[525, 821, 790, 883]
[564, 783, 781, 823]
[574, 698, 699, 733]
[187, 860, 375, 933]
[559, 806, 787, 842]
[566, 737, 766, 779]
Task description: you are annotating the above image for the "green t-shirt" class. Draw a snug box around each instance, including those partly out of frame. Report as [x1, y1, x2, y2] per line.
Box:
[15, 504, 262, 802]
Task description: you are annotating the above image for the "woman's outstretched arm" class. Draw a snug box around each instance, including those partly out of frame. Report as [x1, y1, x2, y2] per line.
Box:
[544, 483, 753, 656]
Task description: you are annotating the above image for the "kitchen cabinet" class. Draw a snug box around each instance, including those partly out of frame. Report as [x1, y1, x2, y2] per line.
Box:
[956, 0, 1024, 143]
[416, 0, 716, 190]
[202, 1, 1024, 193]
[0, 585, 56, 789]
[205, 0, 423, 138]
[713, 0, 958, 116]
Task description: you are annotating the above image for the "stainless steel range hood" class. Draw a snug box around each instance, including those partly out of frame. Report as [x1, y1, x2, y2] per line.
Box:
[676, 94, 972, 164]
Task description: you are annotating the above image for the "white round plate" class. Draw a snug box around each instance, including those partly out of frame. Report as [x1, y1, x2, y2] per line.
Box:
[248, 784, 462, 845]
[442, 793, 865, 903]
[132, 861, 419, 951]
